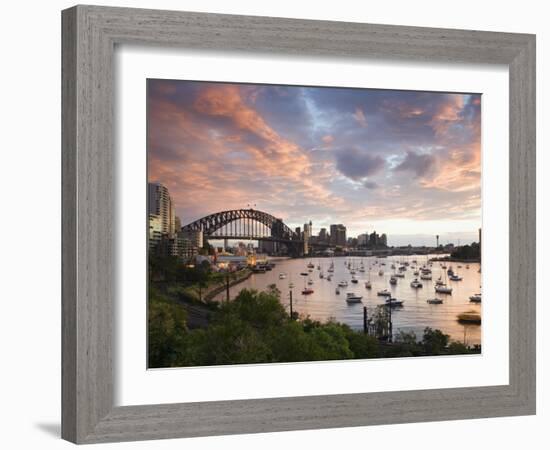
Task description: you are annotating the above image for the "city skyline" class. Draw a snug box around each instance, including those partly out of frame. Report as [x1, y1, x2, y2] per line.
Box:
[148, 79, 481, 246]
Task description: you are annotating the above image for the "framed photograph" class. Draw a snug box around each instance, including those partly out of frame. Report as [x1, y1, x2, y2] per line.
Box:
[62, 5, 536, 444]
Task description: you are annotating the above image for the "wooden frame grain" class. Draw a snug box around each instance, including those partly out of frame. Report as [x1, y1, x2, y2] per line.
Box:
[61, 5, 536, 444]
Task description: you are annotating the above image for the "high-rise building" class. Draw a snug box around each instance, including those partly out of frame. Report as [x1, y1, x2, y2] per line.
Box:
[148, 214, 163, 251]
[319, 227, 328, 243]
[179, 229, 203, 249]
[174, 216, 182, 233]
[357, 233, 368, 247]
[148, 182, 175, 235]
[303, 221, 312, 255]
[330, 224, 346, 247]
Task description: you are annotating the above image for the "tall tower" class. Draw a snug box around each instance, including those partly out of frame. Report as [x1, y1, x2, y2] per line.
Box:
[436, 234, 440, 248]
[148, 182, 175, 236]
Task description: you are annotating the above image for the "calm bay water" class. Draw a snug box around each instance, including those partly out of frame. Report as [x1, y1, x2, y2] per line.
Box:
[214, 255, 482, 346]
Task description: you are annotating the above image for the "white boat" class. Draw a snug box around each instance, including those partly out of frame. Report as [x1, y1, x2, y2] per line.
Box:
[427, 298, 443, 304]
[410, 279, 423, 288]
[435, 284, 452, 294]
[394, 272, 405, 278]
[346, 292, 363, 303]
[289, 282, 295, 289]
[307, 279, 314, 286]
[338, 280, 348, 287]
[435, 277, 444, 286]
[420, 273, 432, 280]
[377, 289, 391, 297]
[469, 294, 482, 303]
[279, 273, 287, 279]
[449, 274, 463, 281]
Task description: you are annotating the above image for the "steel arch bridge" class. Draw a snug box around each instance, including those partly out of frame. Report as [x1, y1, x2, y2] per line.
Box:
[181, 209, 303, 253]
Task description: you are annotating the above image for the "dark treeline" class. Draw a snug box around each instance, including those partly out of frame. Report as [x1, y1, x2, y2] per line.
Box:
[450, 242, 481, 260]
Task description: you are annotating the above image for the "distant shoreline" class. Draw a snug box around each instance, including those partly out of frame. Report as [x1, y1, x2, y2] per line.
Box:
[429, 256, 481, 263]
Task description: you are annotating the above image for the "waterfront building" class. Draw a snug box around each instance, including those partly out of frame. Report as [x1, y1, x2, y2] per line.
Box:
[303, 221, 312, 255]
[179, 229, 203, 249]
[319, 227, 328, 244]
[330, 224, 347, 247]
[148, 182, 175, 235]
[174, 216, 182, 232]
[357, 233, 368, 247]
[148, 214, 163, 251]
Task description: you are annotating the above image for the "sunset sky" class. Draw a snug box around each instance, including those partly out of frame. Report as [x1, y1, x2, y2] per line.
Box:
[147, 79, 481, 246]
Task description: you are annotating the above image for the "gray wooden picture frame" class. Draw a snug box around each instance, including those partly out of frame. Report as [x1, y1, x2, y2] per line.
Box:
[61, 5, 536, 444]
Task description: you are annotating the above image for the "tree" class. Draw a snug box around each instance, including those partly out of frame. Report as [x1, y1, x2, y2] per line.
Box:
[422, 327, 449, 355]
[148, 290, 188, 368]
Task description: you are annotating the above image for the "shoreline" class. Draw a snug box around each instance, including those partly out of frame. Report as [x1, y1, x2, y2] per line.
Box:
[429, 257, 481, 263]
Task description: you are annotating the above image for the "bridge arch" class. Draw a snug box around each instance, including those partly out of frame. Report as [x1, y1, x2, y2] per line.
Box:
[181, 209, 301, 243]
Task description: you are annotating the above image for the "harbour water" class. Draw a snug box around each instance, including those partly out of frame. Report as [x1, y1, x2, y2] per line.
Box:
[214, 255, 482, 346]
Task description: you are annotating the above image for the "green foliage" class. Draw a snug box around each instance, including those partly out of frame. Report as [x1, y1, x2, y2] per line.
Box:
[148, 289, 188, 368]
[450, 242, 480, 260]
[448, 341, 471, 355]
[148, 285, 481, 368]
[422, 327, 450, 355]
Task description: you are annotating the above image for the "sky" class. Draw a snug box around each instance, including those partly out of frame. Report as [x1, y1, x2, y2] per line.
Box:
[147, 79, 481, 246]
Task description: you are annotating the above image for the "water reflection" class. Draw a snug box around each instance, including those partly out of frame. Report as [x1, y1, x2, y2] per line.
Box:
[214, 255, 481, 346]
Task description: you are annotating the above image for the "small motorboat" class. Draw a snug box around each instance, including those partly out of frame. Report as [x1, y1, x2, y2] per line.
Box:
[307, 279, 314, 286]
[457, 311, 481, 324]
[335, 287, 341, 295]
[449, 274, 463, 281]
[338, 280, 348, 287]
[427, 298, 443, 304]
[365, 281, 372, 289]
[300, 272, 308, 276]
[288, 282, 295, 289]
[469, 294, 482, 303]
[420, 273, 432, 280]
[351, 277, 358, 284]
[346, 292, 363, 303]
[279, 273, 287, 279]
[327, 275, 332, 281]
[377, 289, 391, 297]
[435, 284, 453, 294]
[435, 277, 444, 286]
[307, 262, 315, 269]
[378, 270, 384, 276]
[410, 279, 423, 288]
[389, 276, 397, 285]
[465, 264, 470, 269]
[413, 270, 420, 276]
[394, 272, 405, 278]
[319, 272, 324, 279]
[302, 288, 314, 295]
[384, 298, 404, 307]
